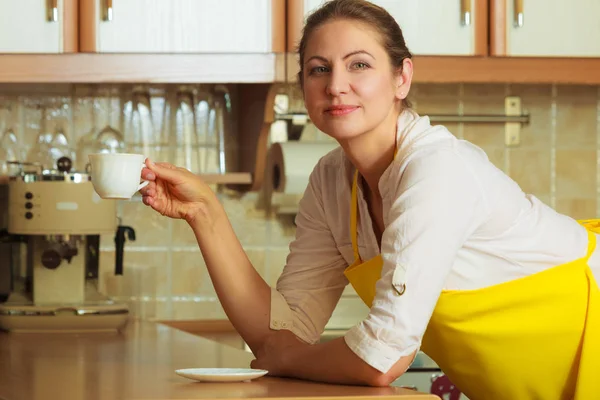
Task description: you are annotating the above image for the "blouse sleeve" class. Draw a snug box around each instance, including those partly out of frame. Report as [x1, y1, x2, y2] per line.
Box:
[270, 162, 349, 344]
[344, 148, 489, 373]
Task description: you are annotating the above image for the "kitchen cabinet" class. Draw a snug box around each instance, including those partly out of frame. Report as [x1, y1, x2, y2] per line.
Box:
[0, 0, 77, 53]
[0, 1, 600, 85]
[80, 0, 285, 54]
[288, 0, 487, 57]
[491, 0, 600, 57]
[369, 0, 487, 56]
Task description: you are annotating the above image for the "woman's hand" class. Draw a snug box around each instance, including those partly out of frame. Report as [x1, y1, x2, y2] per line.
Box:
[140, 159, 214, 224]
[250, 330, 308, 377]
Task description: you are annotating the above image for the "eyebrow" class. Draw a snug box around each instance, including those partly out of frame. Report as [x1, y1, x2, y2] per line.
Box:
[305, 50, 375, 65]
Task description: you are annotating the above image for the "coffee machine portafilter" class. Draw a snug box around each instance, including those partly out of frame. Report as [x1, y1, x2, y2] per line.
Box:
[0, 157, 133, 333]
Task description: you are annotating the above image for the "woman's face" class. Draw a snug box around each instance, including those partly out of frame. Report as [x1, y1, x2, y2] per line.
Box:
[302, 19, 410, 142]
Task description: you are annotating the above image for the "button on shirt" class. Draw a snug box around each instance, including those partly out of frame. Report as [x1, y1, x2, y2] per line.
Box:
[269, 109, 600, 373]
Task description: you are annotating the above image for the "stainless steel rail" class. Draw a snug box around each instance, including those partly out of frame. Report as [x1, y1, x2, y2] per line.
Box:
[275, 113, 530, 124]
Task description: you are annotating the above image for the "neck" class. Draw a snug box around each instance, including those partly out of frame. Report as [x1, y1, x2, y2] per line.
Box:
[340, 109, 401, 197]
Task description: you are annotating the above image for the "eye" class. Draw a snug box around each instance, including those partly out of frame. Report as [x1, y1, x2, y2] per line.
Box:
[352, 62, 370, 70]
[308, 66, 329, 75]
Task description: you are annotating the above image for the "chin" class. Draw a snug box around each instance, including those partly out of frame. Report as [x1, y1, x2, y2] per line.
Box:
[313, 119, 367, 142]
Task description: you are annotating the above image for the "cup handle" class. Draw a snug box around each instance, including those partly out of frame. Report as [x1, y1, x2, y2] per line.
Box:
[138, 163, 150, 191]
[137, 180, 149, 191]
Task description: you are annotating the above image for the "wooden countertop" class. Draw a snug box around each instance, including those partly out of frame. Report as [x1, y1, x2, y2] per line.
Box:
[0, 321, 438, 400]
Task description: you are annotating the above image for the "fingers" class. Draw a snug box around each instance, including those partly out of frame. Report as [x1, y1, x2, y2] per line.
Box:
[144, 158, 186, 184]
[250, 359, 273, 375]
[141, 167, 156, 181]
[138, 180, 156, 196]
[155, 161, 178, 169]
[142, 191, 165, 214]
[142, 195, 154, 207]
[250, 359, 266, 371]
[139, 181, 159, 210]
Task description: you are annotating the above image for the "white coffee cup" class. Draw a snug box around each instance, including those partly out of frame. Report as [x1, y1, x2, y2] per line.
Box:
[88, 153, 149, 199]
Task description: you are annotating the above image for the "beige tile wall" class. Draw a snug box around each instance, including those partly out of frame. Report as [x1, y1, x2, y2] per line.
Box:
[1, 83, 599, 327]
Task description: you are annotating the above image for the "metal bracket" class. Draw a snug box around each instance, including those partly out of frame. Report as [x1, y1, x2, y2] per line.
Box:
[505, 96, 522, 147]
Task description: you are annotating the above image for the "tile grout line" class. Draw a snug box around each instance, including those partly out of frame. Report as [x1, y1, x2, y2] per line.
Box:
[100, 244, 290, 252]
[457, 83, 464, 140]
[504, 84, 511, 175]
[112, 295, 220, 303]
[550, 85, 558, 210]
[17, 94, 25, 147]
[265, 188, 274, 285]
[68, 90, 75, 144]
[166, 218, 174, 319]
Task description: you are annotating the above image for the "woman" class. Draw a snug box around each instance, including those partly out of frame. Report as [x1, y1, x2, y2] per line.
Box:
[140, 0, 599, 398]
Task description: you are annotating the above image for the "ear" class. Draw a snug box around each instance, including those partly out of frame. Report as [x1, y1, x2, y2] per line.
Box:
[394, 58, 413, 101]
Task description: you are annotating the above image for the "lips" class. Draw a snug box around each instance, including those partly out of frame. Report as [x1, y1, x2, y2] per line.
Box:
[325, 105, 359, 116]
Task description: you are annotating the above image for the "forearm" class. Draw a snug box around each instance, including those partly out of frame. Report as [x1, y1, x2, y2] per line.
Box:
[188, 196, 272, 353]
[284, 337, 411, 387]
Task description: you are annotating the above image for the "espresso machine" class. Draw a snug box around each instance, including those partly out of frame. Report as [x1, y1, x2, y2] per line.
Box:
[0, 157, 133, 333]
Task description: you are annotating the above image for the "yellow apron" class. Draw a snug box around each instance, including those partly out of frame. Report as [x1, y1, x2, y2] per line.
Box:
[343, 171, 600, 400]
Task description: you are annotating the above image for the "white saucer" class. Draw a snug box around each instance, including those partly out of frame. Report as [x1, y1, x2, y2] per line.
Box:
[175, 368, 268, 383]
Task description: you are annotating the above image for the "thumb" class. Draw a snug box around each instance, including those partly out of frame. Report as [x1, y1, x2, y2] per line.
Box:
[145, 159, 184, 184]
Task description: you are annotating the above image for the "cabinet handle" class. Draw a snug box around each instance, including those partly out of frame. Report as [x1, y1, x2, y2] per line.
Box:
[513, 0, 524, 27]
[103, 0, 113, 21]
[460, 0, 471, 26]
[47, 0, 58, 22]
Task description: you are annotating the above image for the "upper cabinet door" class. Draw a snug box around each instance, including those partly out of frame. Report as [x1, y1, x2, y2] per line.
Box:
[492, 0, 600, 57]
[0, 0, 77, 53]
[80, 0, 285, 53]
[288, 0, 487, 56]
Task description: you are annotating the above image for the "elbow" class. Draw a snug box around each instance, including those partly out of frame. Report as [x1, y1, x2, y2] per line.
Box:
[347, 359, 399, 387]
[362, 350, 414, 387]
[366, 371, 400, 387]
[361, 356, 411, 387]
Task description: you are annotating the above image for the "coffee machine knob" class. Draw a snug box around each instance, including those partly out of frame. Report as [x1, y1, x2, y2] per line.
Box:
[56, 156, 73, 173]
[41, 243, 79, 270]
[41, 250, 62, 270]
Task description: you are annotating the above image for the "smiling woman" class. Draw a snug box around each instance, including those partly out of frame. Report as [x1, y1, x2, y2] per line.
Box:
[301, 19, 408, 147]
[139, 0, 600, 398]
[296, 0, 412, 108]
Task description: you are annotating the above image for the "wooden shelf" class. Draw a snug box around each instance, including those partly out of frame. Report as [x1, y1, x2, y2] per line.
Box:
[0, 53, 286, 83]
[411, 56, 600, 84]
[199, 172, 252, 185]
[0, 53, 599, 85]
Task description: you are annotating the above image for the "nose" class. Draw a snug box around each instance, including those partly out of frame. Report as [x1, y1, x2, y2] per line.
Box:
[326, 67, 350, 97]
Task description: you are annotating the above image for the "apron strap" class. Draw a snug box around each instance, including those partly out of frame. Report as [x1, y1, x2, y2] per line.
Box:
[578, 219, 600, 262]
[351, 170, 361, 263]
[584, 230, 597, 263]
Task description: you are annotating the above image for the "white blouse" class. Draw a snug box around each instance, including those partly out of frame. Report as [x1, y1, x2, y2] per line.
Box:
[269, 109, 600, 373]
